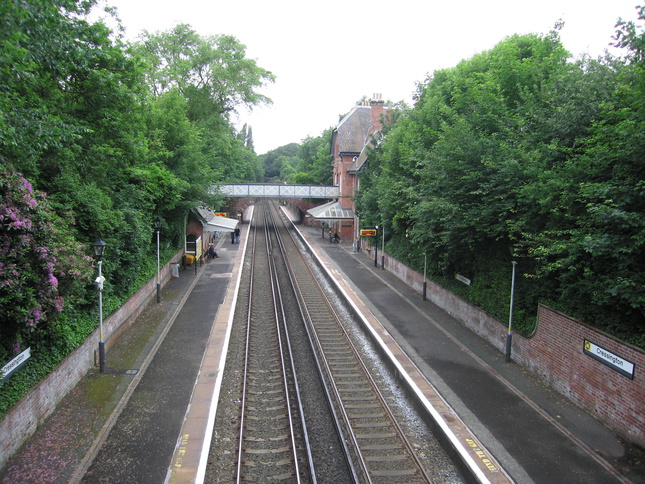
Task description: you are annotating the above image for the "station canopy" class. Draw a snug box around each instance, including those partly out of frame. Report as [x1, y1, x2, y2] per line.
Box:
[306, 201, 354, 221]
[203, 216, 238, 233]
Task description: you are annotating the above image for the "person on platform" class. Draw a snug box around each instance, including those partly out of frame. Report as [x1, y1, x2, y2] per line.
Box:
[206, 244, 219, 259]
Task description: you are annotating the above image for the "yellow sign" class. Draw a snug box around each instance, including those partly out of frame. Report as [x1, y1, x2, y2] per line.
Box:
[360, 229, 377, 236]
[215, 212, 227, 217]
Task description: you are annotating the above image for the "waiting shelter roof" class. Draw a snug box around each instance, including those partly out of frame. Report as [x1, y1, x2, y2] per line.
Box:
[203, 216, 238, 233]
[306, 201, 354, 221]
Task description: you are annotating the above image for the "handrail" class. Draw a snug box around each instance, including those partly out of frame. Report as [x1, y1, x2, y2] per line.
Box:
[216, 183, 340, 199]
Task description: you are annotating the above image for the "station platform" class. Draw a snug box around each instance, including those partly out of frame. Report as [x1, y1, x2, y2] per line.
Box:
[0, 212, 642, 483]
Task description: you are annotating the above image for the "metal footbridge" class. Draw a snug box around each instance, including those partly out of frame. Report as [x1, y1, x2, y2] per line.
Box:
[217, 183, 339, 199]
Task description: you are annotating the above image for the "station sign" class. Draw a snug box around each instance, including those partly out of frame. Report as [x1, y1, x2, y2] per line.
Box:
[455, 273, 471, 286]
[583, 339, 635, 379]
[360, 229, 377, 237]
[1, 347, 31, 382]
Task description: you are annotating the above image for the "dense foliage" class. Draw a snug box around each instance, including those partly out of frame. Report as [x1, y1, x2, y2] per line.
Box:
[2, 0, 643, 419]
[0, 0, 272, 413]
[260, 128, 334, 185]
[355, 17, 645, 346]
[0, 172, 94, 345]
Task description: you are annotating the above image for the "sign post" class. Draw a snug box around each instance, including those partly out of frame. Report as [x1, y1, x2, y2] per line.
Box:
[505, 261, 517, 363]
[360, 228, 379, 266]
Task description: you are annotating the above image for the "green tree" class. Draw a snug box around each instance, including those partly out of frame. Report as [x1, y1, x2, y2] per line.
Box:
[355, 26, 645, 343]
[134, 24, 274, 118]
[237, 123, 255, 152]
[277, 155, 297, 181]
[134, 24, 271, 187]
[0, 1, 283, 415]
[296, 129, 334, 185]
[261, 144, 300, 181]
[515, 8, 645, 341]
[0, 0, 154, 299]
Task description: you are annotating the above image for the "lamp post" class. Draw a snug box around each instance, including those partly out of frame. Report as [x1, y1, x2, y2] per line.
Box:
[154, 217, 162, 303]
[93, 239, 107, 372]
[505, 261, 518, 362]
[423, 253, 427, 301]
[374, 225, 379, 267]
[381, 223, 385, 270]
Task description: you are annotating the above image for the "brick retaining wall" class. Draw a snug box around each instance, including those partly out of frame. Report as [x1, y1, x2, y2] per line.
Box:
[515, 305, 644, 446]
[0, 251, 183, 468]
[363, 248, 645, 447]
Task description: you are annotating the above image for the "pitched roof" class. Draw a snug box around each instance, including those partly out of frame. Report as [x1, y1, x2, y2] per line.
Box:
[333, 105, 374, 155]
[348, 139, 373, 173]
[195, 207, 216, 223]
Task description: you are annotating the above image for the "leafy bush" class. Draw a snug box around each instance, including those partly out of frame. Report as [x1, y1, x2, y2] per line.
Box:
[356, 22, 645, 347]
[0, 170, 94, 363]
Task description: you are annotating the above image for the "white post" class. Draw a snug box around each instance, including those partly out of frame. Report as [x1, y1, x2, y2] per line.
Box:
[156, 229, 161, 303]
[381, 224, 385, 269]
[423, 253, 427, 300]
[505, 261, 518, 362]
[97, 260, 105, 372]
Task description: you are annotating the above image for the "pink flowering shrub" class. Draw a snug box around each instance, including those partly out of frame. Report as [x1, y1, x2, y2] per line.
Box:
[0, 169, 94, 360]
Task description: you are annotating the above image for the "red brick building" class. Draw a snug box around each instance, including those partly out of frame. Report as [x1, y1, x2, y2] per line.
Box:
[315, 95, 389, 242]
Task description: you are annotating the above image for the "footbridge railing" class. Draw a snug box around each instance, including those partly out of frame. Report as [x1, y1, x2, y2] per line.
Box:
[216, 183, 340, 199]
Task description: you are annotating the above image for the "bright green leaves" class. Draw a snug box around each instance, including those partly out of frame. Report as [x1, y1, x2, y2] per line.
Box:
[355, 24, 645, 343]
[135, 24, 274, 118]
[0, 0, 274, 361]
[259, 130, 333, 185]
[134, 25, 271, 185]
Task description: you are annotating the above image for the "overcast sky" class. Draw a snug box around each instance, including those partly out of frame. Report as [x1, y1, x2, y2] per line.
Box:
[99, 0, 640, 154]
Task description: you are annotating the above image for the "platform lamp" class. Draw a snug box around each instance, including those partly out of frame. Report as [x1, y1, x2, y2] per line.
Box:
[505, 261, 518, 362]
[154, 217, 162, 303]
[380, 223, 385, 270]
[374, 225, 379, 267]
[93, 239, 107, 372]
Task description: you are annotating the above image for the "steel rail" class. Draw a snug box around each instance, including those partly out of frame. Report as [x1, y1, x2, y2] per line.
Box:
[234, 211, 257, 483]
[235, 205, 302, 482]
[266, 203, 318, 483]
[263, 204, 302, 482]
[269, 203, 363, 483]
[274, 201, 434, 483]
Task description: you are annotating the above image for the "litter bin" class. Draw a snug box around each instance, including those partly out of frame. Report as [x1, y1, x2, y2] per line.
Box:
[171, 262, 179, 278]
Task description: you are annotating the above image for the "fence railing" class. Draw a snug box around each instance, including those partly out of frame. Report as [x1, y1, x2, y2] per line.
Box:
[216, 184, 340, 199]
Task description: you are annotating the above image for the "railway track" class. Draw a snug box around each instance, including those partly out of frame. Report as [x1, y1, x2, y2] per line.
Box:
[234, 204, 313, 482]
[271, 206, 433, 483]
[207, 200, 461, 483]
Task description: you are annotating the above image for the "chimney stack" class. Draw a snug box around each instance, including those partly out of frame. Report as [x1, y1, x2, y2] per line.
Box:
[370, 93, 385, 131]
